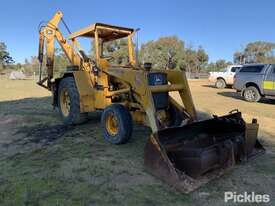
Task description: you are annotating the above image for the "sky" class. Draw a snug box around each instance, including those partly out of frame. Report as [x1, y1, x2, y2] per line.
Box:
[1, 0, 275, 63]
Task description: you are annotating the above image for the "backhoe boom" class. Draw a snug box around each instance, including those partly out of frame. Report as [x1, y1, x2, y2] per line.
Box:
[38, 11, 92, 89]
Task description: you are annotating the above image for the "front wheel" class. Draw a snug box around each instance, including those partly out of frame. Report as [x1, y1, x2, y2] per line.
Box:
[58, 77, 88, 125]
[101, 104, 133, 144]
[243, 86, 261, 102]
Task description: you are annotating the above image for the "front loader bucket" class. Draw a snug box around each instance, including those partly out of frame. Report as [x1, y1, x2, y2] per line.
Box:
[144, 112, 265, 193]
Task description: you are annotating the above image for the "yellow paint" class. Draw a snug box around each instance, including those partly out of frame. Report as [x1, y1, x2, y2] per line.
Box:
[263, 81, 274, 90]
[106, 113, 119, 135]
[59, 88, 70, 117]
[38, 11, 198, 134]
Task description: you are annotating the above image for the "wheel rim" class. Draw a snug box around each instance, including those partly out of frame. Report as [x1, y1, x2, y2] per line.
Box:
[106, 113, 119, 136]
[217, 80, 224, 88]
[60, 88, 70, 117]
[245, 89, 256, 101]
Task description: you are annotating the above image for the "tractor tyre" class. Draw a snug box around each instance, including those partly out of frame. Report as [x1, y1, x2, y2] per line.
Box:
[101, 104, 133, 144]
[58, 77, 88, 125]
[215, 79, 226, 89]
[243, 86, 261, 102]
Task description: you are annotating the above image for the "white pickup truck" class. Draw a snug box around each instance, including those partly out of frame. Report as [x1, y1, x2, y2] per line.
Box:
[209, 65, 242, 88]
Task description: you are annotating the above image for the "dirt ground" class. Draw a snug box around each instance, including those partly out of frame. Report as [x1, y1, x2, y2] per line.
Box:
[0, 78, 274, 206]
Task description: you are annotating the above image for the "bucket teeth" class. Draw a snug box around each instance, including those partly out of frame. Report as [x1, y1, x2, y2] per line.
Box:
[144, 111, 265, 193]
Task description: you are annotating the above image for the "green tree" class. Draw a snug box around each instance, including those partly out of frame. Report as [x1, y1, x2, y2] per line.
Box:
[205, 62, 216, 72]
[0, 42, 14, 70]
[140, 36, 185, 70]
[103, 38, 129, 65]
[53, 48, 68, 77]
[22, 48, 68, 77]
[215, 59, 228, 70]
[234, 41, 275, 64]
[182, 46, 197, 73]
[140, 38, 208, 73]
[23, 56, 40, 75]
[196, 46, 209, 72]
[205, 59, 232, 72]
[233, 51, 244, 64]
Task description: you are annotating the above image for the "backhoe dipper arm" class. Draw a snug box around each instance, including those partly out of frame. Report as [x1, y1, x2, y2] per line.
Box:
[38, 11, 88, 89]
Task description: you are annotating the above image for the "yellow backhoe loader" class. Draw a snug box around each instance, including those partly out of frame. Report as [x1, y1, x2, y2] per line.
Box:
[38, 11, 264, 193]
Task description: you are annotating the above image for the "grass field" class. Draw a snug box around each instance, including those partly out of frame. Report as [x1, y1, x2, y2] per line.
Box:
[0, 78, 274, 206]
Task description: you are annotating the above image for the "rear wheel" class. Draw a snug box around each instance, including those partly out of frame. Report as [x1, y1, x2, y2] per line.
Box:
[58, 77, 88, 125]
[215, 79, 226, 89]
[101, 104, 133, 144]
[243, 86, 261, 102]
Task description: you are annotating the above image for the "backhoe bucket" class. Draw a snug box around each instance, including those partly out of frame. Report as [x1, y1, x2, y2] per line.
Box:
[144, 112, 265, 193]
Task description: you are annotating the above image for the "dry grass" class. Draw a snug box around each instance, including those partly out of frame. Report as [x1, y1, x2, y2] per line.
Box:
[0, 78, 50, 101]
[0, 79, 274, 206]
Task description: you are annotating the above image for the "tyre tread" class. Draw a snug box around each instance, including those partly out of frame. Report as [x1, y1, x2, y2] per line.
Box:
[58, 77, 88, 125]
[101, 104, 133, 144]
